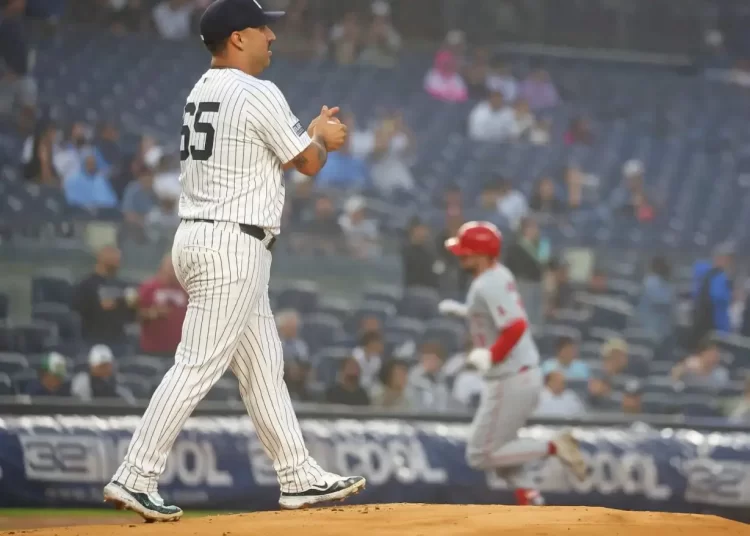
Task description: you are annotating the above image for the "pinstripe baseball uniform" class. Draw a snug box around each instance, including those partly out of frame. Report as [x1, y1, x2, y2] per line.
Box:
[464, 264, 547, 489]
[111, 67, 332, 497]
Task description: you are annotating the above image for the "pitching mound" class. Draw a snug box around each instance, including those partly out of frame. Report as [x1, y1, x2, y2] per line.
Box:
[2, 504, 747, 536]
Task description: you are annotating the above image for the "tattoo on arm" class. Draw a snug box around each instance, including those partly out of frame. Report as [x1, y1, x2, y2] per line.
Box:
[292, 135, 327, 169]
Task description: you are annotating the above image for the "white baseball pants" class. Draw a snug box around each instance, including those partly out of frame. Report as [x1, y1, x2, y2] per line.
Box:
[113, 220, 326, 494]
[466, 366, 548, 488]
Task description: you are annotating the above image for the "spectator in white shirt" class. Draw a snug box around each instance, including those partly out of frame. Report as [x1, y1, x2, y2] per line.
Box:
[339, 196, 381, 259]
[496, 178, 528, 229]
[535, 370, 586, 417]
[468, 90, 515, 142]
[510, 99, 535, 139]
[452, 365, 483, 409]
[486, 61, 518, 103]
[352, 331, 385, 390]
[153, 0, 194, 41]
[359, 1, 402, 68]
[424, 50, 468, 103]
[407, 341, 455, 410]
[146, 172, 180, 242]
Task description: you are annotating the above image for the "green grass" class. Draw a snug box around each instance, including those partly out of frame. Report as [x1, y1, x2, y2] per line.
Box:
[0, 509, 227, 518]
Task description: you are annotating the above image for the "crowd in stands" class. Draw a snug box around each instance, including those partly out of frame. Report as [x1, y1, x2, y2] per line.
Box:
[2, 1, 750, 426]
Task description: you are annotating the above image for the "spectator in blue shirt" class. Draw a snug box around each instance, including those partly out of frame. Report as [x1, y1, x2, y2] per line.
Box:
[122, 169, 157, 241]
[64, 153, 118, 209]
[637, 256, 674, 342]
[542, 336, 589, 380]
[692, 242, 733, 348]
[314, 128, 369, 190]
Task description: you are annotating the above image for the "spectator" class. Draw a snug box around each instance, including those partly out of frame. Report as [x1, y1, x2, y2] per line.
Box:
[285, 174, 316, 228]
[504, 217, 549, 326]
[486, 60, 518, 103]
[562, 165, 586, 210]
[284, 355, 313, 402]
[436, 29, 467, 71]
[529, 177, 564, 216]
[728, 377, 750, 423]
[95, 121, 122, 179]
[104, 0, 149, 34]
[692, 242, 734, 346]
[468, 90, 515, 142]
[138, 253, 187, 358]
[520, 68, 560, 111]
[451, 360, 483, 409]
[145, 173, 181, 242]
[152, 0, 193, 40]
[72, 245, 137, 352]
[402, 219, 441, 290]
[277, 310, 310, 364]
[609, 160, 655, 222]
[544, 257, 574, 318]
[25, 352, 71, 397]
[22, 120, 60, 186]
[359, 1, 401, 68]
[637, 256, 674, 343]
[542, 337, 589, 380]
[587, 372, 614, 409]
[71, 344, 135, 403]
[355, 111, 416, 197]
[0, 0, 36, 116]
[535, 370, 586, 417]
[55, 122, 93, 180]
[352, 331, 385, 390]
[564, 116, 594, 146]
[510, 99, 535, 140]
[600, 338, 629, 380]
[407, 341, 454, 410]
[330, 12, 362, 65]
[370, 359, 418, 409]
[315, 113, 370, 190]
[325, 357, 370, 406]
[464, 47, 491, 99]
[339, 196, 381, 259]
[620, 379, 643, 415]
[495, 179, 528, 230]
[63, 153, 119, 210]
[424, 50, 468, 103]
[587, 268, 609, 295]
[671, 338, 729, 390]
[529, 118, 551, 146]
[295, 195, 345, 255]
[358, 314, 383, 339]
[437, 206, 469, 293]
[122, 169, 157, 241]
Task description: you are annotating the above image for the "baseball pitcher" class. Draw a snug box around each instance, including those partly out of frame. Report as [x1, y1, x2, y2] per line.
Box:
[439, 221, 586, 505]
[103, 0, 365, 521]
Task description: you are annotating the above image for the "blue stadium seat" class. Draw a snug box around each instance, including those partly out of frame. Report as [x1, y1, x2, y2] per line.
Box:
[363, 284, 402, 307]
[119, 373, 152, 399]
[0, 372, 12, 396]
[399, 287, 440, 320]
[32, 304, 82, 352]
[13, 322, 59, 354]
[315, 297, 353, 325]
[31, 276, 73, 306]
[119, 356, 167, 378]
[0, 293, 7, 320]
[276, 281, 319, 314]
[204, 378, 240, 402]
[680, 396, 721, 418]
[12, 368, 37, 395]
[0, 352, 28, 376]
[349, 300, 397, 333]
[421, 318, 466, 356]
[301, 313, 344, 354]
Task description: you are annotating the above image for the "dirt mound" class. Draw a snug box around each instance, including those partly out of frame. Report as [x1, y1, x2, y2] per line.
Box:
[1, 504, 747, 536]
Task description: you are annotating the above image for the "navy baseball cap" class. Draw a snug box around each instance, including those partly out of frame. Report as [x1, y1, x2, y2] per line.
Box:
[200, 0, 285, 46]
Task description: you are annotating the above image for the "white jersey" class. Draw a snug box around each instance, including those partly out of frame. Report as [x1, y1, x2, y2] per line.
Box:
[466, 263, 540, 377]
[178, 68, 311, 232]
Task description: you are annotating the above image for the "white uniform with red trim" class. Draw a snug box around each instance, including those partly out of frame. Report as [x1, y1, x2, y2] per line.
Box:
[463, 263, 548, 488]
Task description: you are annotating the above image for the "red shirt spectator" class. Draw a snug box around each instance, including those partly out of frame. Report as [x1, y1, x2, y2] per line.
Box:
[138, 255, 187, 357]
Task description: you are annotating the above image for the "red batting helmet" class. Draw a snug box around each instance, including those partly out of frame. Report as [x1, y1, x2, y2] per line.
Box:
[444, 221, 502, 258]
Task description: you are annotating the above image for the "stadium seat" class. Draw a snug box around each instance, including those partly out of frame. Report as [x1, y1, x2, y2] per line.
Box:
[32, 304, 82, 353]
[0, 352, 28, 376]
[421, 318, 466, 356]
[13, 322, 59, 354]
[119, 356, 168, 378]
[12, 368, 37, 395]
[0, 293, 7, 320]
[363, 284, 402, 307]
[349, 300, 397, 334]
[399, 286, 440, 320]
[204, 378, 240, 402]
[315, 297, 353, 325]
[119, 373, 152, 400]
[276, 281, 319, 315]
[31, 276, 73, 306]
[301, 313, 344, 353]
[0, 372, 12, 395]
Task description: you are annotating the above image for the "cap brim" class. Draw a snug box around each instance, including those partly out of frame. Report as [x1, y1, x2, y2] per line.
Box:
[445, 237, 471, 256]
[262, 11, 286, 23]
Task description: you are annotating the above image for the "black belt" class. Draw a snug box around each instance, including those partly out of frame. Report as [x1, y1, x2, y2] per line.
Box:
[185, 219, 276, 251]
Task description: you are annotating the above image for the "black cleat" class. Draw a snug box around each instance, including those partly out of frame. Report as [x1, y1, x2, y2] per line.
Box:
[103, 481, 183, 522]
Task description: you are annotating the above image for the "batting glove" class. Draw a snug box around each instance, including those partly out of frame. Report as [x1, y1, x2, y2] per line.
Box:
[438, 299, 468, 317]
[466, 348, 492, 374]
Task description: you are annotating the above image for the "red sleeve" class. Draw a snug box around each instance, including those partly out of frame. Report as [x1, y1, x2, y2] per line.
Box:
[138, 280, 155, 308]
[489, 318, 527, 364]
